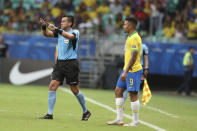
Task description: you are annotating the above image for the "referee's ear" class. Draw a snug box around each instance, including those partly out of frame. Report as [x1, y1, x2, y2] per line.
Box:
[69, 22, 72, 27]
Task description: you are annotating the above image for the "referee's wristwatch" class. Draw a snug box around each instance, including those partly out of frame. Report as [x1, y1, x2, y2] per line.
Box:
[144, 68, 149, 70]
[55, 28, 63, 35]
[41, 25, 46, 31]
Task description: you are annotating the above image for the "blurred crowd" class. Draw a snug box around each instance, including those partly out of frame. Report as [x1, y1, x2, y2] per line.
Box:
[0, 0, 197, 41]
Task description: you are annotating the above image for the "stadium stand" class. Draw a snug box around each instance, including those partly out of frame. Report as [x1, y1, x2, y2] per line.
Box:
[0, 0, 197, 42]
[0, 0, 197, 89]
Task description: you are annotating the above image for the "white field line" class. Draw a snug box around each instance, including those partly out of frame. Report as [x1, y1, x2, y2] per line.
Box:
[60, 88, 166, 131]
[142, 105, 179, 118]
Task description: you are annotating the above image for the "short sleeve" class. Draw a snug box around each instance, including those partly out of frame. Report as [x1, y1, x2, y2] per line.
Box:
[130, 37, 139, 51]
[72, 30, 80, 39]
[143, 44, 149, 55]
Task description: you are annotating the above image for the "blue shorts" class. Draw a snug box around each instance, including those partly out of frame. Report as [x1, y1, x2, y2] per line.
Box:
[116, 70, 143, 92]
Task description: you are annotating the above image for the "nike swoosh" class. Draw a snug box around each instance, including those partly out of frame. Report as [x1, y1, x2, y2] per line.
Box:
[9, 61, 53, 85]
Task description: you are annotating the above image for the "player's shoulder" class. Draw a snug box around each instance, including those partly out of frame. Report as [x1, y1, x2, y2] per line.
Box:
[134, 33, 142, 39]
[130, 33, 141, 42]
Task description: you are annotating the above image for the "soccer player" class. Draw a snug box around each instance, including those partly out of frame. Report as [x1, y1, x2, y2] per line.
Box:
[39, 15, 91, 120]
[123, 43, 149, 102]
[106, 17, 142, 126]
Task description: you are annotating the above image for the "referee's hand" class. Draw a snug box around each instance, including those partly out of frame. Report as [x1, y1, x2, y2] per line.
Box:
[40, 18, 46, 26]
[48, 23, 56, 31]
[40, 18, 47, 26]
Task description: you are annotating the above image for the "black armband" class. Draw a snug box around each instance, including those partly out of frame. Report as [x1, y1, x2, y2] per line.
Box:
[144, 68, 149, 70]
[42, 25, 46, 31]
[72, 33, 76, 39]
[55, 28, 63, 35]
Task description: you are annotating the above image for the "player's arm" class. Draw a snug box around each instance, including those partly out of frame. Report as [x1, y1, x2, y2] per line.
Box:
[121, 50, 138, 82]
[6, 44, 10, 58]
[125, 51, 138, 73]
[188, 56, 194, 70]
[40, 18, 56, 37]
[47, 24, 76, 40]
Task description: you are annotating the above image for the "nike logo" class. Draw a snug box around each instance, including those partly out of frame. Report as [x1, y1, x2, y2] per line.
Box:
[9, 62, 53, 85]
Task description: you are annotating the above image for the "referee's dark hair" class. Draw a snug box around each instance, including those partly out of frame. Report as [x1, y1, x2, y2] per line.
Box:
[125, 17, 137, 26]
[63, 15, 74, 27]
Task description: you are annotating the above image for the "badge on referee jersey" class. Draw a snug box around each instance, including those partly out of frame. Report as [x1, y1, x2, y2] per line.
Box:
[64, 40, 69, 44]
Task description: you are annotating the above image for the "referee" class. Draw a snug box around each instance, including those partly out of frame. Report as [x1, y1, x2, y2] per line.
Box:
[39, 15, 91, 120]
[178, 47, 195, 96]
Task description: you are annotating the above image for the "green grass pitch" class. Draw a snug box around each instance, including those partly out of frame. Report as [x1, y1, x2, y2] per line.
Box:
[0, 84, 197, 131]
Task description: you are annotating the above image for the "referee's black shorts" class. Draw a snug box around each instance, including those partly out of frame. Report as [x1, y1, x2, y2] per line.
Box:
[51, 59, 80, 86]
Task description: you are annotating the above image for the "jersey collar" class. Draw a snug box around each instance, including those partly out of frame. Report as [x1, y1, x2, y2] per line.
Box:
[129, 31, 137, 37]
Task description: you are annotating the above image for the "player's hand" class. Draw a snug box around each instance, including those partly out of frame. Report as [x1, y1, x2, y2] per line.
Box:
[121, 72, 127, 82]
[40, 18, 46, 26]
[143, 69, 148, 78]
[48, 23, 56, 31]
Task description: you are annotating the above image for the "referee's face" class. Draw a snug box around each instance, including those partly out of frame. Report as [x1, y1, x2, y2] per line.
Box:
[123, 20, 132, 33]
[61, 17, 71, 29]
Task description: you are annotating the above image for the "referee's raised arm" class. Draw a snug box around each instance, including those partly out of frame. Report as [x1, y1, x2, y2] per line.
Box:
[40, 18, 56, 37]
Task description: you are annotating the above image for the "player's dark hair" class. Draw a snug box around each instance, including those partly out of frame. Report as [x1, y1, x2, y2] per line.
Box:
[189, 46, 194, 50]
[125, 17, 137, 26]
[63, 15, 74, 27]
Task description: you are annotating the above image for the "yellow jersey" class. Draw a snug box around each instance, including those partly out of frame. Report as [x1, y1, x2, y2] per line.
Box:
[163, 26, 175, 39]
[123, 31, 142, 72]
[188, 22, 197, 38]
[183, 52, 193, 66]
